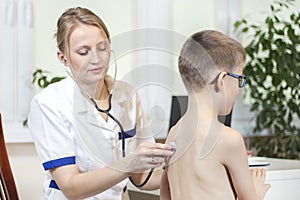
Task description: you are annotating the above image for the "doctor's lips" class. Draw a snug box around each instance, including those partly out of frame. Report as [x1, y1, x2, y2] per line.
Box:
[89, 67, 105, 74]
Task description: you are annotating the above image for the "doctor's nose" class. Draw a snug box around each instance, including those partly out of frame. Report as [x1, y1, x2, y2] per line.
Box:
[89, 50, 101, 65]
[89, 50, 110, 65]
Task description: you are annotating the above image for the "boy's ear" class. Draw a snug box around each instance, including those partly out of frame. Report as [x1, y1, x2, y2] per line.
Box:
[215, 72, 227, 92]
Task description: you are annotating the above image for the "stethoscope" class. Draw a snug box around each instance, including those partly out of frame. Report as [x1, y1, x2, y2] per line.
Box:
[89, 94, 154, 188]
[65, 50, 154, 188]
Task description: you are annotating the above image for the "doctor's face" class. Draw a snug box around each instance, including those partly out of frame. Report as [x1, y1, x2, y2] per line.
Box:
[67, 24, 110, 86]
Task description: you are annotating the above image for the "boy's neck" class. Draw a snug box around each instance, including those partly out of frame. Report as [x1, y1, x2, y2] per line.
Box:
[186, 90, 219, 121]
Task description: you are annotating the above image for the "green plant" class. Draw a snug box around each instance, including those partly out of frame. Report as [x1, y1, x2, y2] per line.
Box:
[234, 0, 300, 159]
[32, 68, 66, 88]
[23, 69, 66, 126]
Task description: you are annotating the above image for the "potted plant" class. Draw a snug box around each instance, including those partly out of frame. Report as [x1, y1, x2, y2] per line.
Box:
[32, 68, 66, 89]
[23, 69, 65, 126]
[234, 0, 300, 159]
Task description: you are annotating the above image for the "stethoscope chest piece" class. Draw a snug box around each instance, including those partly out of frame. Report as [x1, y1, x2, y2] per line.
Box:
[170, 141, 177, 153]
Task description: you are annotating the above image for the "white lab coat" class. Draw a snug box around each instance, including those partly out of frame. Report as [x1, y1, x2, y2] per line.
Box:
[28, 76, 154, 200]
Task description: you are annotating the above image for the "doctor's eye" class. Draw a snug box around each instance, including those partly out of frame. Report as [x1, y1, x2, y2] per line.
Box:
[77, 49, 89, 56]
[97, 43, 108, 52]
[97, 46, 107, 52]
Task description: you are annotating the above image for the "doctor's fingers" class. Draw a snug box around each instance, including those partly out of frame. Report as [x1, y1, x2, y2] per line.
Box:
[139, 142, 173, 150]
[136, 148, 174, 158]
[147, 155, 166, 165]
[136, 144, 174, 157]
[128, 155, 164, 172]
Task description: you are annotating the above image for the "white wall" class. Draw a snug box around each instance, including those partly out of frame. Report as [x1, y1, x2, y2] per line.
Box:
[32, 0, 216, 80]
[34, 0, 134, 77]
[172, 0, 215, 35]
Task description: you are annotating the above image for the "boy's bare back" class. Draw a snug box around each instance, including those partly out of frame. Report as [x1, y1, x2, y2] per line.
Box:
[165, 114, 242, 199]
[163, 114, 269, 200]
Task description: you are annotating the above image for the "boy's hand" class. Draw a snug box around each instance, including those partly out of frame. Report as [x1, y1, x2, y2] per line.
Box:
[250, 168, 271, 199]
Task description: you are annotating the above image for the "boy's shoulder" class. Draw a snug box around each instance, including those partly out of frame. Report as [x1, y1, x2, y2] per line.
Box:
[222, 125, 242, 137]
[219, 126, 244, 145]
[217, 126, 246, 154]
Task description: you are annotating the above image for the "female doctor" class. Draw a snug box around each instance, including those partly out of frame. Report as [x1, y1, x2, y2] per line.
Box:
[28, 7, 173, 200]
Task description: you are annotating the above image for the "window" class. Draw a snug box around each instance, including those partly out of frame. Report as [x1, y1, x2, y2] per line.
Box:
[0, 0, 34, 142]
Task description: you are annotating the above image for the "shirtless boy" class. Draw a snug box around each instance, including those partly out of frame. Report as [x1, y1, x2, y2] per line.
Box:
[160, 30, 270, 200]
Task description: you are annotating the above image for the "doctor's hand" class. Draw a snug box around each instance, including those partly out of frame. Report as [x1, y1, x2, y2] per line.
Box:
[122, 142, 174, 173]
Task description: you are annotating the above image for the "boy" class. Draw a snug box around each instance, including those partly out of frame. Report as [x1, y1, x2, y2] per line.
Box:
[160, 30, 270, 200]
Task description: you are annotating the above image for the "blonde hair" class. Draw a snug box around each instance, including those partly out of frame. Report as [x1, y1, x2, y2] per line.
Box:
[178, 30, 245, 92]
[54, 7, 110, 54]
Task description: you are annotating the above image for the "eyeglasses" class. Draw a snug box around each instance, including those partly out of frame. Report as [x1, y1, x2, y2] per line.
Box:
[226, 72, 247, 88]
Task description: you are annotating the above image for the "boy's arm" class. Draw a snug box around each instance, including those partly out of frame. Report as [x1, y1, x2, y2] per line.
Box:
[160, 169, 171, 200]
[221, 129, 270, 200]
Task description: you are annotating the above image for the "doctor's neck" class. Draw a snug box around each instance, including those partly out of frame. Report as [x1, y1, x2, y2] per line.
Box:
[94, 80, 109, 101]
[76, 78, 109, 102]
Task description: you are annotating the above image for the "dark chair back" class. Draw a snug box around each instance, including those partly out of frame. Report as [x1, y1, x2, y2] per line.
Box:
[0, 114, 19, 200]
[169, 96, 232, 130]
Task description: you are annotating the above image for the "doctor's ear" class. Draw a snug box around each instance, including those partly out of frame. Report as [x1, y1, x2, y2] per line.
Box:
[215, 72, 227, 92]
[57, 51, 68, 65]
[62, 59, 68, 65]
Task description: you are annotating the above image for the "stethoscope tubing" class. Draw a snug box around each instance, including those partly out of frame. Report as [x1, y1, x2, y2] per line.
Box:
[90, 94, 154, 188]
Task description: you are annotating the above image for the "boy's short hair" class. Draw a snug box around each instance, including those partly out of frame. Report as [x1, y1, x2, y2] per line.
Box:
[178, 30, 245, 92]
